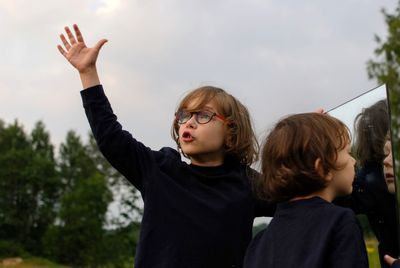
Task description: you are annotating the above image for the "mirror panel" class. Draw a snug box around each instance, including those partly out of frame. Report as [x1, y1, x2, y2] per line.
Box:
[328, 85, 387, 138]
[387, 84, 400, 260]
[327, 84, 399, 268]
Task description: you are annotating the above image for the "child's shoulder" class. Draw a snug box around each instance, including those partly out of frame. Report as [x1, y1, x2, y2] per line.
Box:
[322, 200, 358, 224]
[159, 147, 181, 159]
[155, 147, 185, 164]
[302, 197, 356, 220]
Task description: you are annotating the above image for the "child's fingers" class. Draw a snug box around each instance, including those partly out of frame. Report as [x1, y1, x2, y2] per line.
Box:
[314, 108, 324, 113]
[73, 24, 85, 44]
[60, 34, 71, 50]
[57, 44, 67, 57]
[65, 26, 77, 45]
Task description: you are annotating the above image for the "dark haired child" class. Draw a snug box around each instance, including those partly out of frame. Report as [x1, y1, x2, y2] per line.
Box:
[244, 113, 368, 268]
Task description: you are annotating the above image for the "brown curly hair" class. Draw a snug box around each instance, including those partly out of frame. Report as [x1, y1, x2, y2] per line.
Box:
[257, 113, 351, 202]
[353, 99, 388, 166]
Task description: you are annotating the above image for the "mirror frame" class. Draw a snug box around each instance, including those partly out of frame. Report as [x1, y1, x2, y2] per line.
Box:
[327, 83, 399, 266]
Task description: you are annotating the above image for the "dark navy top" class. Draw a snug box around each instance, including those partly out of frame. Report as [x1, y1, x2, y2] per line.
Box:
[244, 197, 368, 268]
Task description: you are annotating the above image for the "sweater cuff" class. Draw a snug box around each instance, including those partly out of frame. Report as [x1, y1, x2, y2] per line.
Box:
[80, 84, 105, 100]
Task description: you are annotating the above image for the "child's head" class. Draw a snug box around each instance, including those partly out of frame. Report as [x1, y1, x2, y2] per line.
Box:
[258, 113, 353, 202]
[171, 86, 258, 166]
[354, 99, 388, 166]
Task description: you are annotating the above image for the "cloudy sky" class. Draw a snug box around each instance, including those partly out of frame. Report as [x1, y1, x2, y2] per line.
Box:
[1, 0, 397, 153]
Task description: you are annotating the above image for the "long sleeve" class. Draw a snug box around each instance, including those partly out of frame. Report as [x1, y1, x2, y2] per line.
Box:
[80, 85, 161, 192]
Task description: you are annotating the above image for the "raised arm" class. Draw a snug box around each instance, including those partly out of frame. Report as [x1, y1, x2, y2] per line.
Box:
[57, 24, 108, 89]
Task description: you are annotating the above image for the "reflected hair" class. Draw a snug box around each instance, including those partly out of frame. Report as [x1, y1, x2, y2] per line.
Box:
[354, 99, 388, 166]
[257, 113, 351, 202]
[171, 86, 259, 165]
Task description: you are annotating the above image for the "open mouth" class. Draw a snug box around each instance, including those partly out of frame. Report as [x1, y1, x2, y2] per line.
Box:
[385, 173, 395, 182]
[181, 131, 194, 142]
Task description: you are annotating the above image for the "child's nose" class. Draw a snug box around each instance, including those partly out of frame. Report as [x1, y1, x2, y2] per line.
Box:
[185, 115, 197, 128]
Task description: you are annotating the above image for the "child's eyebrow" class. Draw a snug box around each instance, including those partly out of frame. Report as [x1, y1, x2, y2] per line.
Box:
[182, 107, 214, 113]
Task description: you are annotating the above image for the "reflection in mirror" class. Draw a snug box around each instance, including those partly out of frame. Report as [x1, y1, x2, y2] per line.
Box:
[328, 84, 399, 268]
[387, 83, 400, 261]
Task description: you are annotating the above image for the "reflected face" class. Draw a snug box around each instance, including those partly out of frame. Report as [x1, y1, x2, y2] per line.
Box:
[383, 139, 396, 194]
[331, 143, 356, 196]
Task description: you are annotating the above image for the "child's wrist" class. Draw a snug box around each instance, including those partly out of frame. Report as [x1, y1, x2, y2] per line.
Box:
[79, 67, 101, 89]
[79, 66, 97, 75]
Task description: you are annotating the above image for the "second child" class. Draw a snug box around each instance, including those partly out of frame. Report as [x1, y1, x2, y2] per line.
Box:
[244, 113, 368, 268]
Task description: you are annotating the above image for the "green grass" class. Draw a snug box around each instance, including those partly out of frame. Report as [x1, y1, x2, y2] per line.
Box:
[0, 257, 70, 268]
[365, 236, 381, 268]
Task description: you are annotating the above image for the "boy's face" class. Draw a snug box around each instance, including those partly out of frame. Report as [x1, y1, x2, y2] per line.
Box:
[178, 100, 228, 166]
[383, 139, 396, 194]
[330, 143, 356, 196]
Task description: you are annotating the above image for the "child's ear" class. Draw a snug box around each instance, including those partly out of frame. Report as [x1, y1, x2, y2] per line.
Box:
[314, 158, 333, 182]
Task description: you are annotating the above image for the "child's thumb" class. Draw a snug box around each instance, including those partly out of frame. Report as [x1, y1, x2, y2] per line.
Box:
[95, 39, 108, 51]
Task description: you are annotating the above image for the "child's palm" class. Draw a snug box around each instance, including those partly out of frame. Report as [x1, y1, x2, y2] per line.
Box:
[57, 24, 107, 73]
[66, 43, 99, 72]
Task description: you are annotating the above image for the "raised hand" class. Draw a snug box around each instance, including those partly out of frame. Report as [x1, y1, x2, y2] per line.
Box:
[57, 24, 108, 89]
[57, 24, 107, 74]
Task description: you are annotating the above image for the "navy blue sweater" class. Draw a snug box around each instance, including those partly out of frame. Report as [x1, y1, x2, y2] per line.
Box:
[244, 197, 368, 268]
[81, 85, 274, 268]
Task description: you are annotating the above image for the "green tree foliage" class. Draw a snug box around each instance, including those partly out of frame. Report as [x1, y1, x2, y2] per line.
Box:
[0, 122, 142, 267]
[0, 120, 32, 242]
[28, 122, 61, 255]
[45, 173, 112, 267]
[87, 134, 143, 226]
[0, 121, 59, 255]
[44, 131, 113, 267]
[367, 2, 400, 164]
[102, 222, 140, 268]
[58, 131, 97, 192]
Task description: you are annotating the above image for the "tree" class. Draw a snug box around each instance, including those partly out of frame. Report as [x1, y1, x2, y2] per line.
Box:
[0, 121, 59, 253]
[44, 131, 112, 267]
[87, 134, 143, 226]
[0, 122, 140, 265]
[26, 122, 60, 254]
[0, 120, 32, 243]
[367, 2, 400, 164]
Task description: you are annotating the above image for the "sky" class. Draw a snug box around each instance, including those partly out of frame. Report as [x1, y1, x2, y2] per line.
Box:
[328, 84, 387, 137]
[1, 0, 398, 155]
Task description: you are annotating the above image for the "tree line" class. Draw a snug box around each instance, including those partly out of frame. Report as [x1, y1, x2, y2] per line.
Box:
[0, 120, 142, 267]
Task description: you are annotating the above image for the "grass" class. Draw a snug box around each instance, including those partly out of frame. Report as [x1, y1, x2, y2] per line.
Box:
[0, 238, 379, 268]
[365, 236, 381, 268]
[0, 257, 70, 268]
